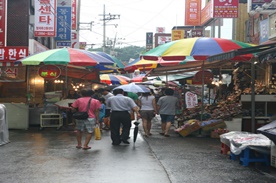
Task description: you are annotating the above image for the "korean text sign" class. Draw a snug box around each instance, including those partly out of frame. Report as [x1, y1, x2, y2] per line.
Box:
[34, 0, 57, 37]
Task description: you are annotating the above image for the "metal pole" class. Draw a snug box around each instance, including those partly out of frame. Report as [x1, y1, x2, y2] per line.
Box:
[201, 61, 205, 122]
[103, 4, 106, 52]
[251, 58, 255, 132]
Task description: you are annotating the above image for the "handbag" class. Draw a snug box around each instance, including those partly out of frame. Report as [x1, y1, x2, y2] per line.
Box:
[72, 98, 92, 120]
[94, 124, 101, 140]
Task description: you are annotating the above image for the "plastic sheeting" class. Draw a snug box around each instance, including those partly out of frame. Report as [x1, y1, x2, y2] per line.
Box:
[220, 131, 271, 155]
[0, 104, 9, 145]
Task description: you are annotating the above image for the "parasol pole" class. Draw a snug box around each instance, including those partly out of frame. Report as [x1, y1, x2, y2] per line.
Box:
[201, 61, 205, 122]
[65, 65, 68, 98]
[251, 57, 255, 132]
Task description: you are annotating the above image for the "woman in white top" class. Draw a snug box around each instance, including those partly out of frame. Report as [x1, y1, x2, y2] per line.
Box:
[138, 92, 157, 137]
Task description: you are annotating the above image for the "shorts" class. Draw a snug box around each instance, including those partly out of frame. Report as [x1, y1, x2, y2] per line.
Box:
[160, 114, 175, 124]
[140, 110, 155, 121]
[75, 118, 96, 133]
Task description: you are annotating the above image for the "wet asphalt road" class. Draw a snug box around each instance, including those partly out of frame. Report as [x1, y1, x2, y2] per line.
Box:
[1, 117, 276, 183]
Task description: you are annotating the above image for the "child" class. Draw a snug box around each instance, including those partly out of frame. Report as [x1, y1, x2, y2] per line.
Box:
[99, 97, 106, 130]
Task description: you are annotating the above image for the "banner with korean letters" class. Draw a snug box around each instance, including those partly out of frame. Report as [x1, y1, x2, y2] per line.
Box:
[34, 0, 57, 37]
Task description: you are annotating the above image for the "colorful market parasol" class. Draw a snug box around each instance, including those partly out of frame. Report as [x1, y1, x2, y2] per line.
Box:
[100, 74, 130, 85]
[131, 74, 148, 83]
[141, 37, 255, 61]
[124, 57, 189, 73]
[17, 48, 116, 67]
[94, 51, 125, 73]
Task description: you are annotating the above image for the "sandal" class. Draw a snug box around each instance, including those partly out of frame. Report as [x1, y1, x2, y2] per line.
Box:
[159, 132, 165, 136]
[82, 146, 91, 150]
[76, 145, 82, 149]
[164, 134, 170, 137]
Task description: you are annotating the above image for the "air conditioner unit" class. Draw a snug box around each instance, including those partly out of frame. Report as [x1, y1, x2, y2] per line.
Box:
[271, 142, 276, 168]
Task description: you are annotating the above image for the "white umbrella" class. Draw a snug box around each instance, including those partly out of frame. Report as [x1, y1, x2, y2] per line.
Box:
[113, 83, 150, 93]
[54, 99, 76, 109]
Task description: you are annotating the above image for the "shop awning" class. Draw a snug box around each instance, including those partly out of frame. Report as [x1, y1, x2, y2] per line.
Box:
[207, 43, 276, 62]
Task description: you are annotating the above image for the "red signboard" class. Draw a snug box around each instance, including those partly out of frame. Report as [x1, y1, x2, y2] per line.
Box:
[0, 0, 6, 46]
[38, 65, 61, 79]
[201, 1, 213, 25]
[185, 0, 201, 26]
[213, 0, 238, 18]
[71, 0, 77, 30]
[0, 47, 28, 61]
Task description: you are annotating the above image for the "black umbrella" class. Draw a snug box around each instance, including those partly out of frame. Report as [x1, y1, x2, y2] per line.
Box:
[133, 121, 140, 143]
[257, 120, 276, 144]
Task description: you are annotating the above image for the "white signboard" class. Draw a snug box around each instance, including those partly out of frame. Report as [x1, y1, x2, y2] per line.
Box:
[185, 91, 198, 109]
[34, 0, 57, 37]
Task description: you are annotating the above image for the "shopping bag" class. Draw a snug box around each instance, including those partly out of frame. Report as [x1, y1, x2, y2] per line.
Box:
[103, 117, 110, 127]
[94, 125, 101, 140]
[130, 111, 135, 121]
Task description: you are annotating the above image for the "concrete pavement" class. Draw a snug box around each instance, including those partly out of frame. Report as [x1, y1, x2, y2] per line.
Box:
[1, 117, 276, 183]
[0, 124, 170, 183]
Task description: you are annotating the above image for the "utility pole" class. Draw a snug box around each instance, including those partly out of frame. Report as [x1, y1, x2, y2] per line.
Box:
[99, 4, 120, 52]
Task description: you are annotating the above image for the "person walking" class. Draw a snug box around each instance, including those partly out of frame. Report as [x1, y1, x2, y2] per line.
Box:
[98, 88, 114, 129]
[106, 88, 140, 145]
[71, 90, 101, 150]
[138, 92, 157, 137]
[98, 97, 106, 130]
[157, 88, 179, 137]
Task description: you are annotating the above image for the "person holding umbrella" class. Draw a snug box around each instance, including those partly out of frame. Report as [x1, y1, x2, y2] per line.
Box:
[157, 88, 179, 137]
[106, 88, 140, 145]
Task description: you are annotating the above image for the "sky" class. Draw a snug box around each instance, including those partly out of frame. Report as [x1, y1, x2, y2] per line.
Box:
[79, 0, 233, 49]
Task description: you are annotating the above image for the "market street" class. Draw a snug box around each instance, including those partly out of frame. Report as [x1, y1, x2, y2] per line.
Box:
[0, 117, 276, 183]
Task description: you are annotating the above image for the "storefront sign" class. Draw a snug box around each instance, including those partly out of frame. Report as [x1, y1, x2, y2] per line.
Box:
[185, 91, 198, 109]
[185, 0, 201, 26]
[0, 47, 28, 61]
[71, 30, 79, 48]
[157, 36, 171, 45]
[213, 0, 238, 18]
[71, 0, 77, 30]
[172, 30, 184, 41]
[0, 0, 6, 47]
[38, 65, 61, 79]
[56, 0, 71, 41]
[201, 1, 213, 25]
[34, 0, 57, 37]
[0, 66, 26, 82]
[269, 12, 276, 40]
[260, 19, 269, 44]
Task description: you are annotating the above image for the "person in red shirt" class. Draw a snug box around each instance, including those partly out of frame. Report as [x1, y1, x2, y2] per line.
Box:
[71, 90, 101, 150]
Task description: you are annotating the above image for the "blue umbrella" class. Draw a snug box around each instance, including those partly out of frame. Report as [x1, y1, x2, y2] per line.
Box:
[113, 83, 150, 93]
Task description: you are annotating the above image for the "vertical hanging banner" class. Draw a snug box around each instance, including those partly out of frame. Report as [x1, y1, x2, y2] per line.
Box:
[0, 0, 6, 46]
[71, 30, 79, 48]
[56, 0, 71, 41]
[34, 0, 57, 37]
[213, 0, 238, 18]
[71, 0, 77, 30]
[185, 0, 201, 26]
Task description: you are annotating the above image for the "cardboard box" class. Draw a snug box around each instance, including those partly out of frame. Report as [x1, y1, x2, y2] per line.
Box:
[178, 122, 201, 137]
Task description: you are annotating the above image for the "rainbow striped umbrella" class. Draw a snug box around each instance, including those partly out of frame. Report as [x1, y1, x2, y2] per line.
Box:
[17, 48, 116, 68]
[125, 58, 188, 73]
[93, 51, 125, 73]
[142, 37, 255, 61]
[100, 74, 130, 85]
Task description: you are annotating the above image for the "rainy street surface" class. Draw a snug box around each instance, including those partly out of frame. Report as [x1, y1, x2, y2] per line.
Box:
[1, 116, 276, 183]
